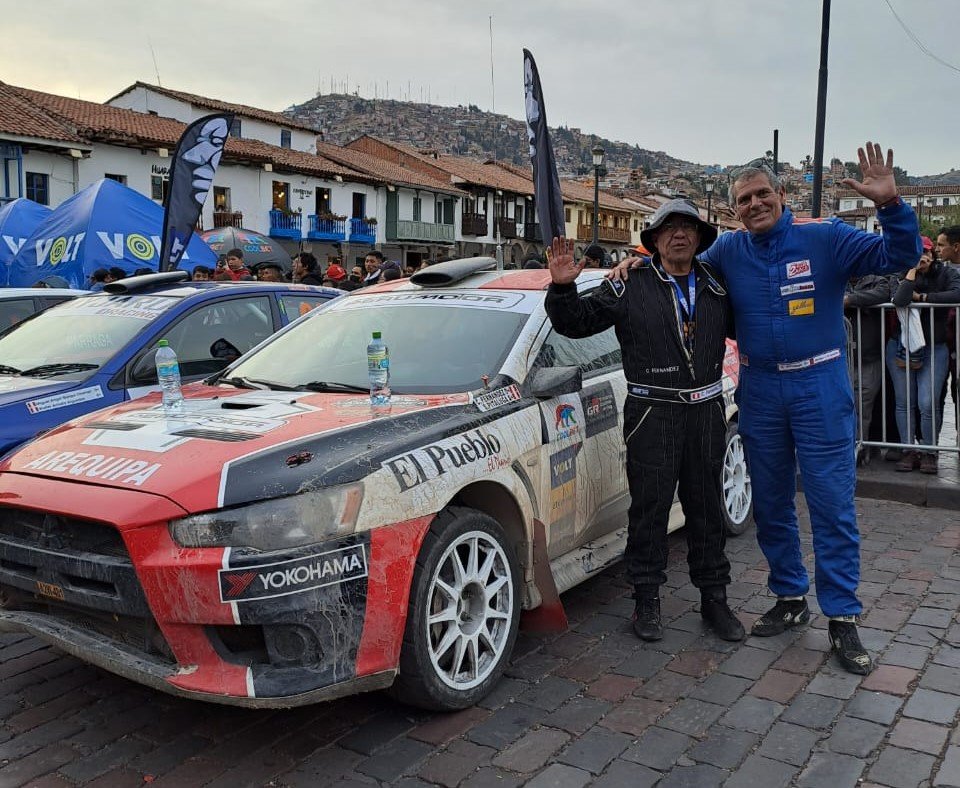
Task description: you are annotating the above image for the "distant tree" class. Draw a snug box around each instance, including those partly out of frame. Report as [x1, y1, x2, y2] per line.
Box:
[893, 166, 910, 186]
[843, 161, 861, 181]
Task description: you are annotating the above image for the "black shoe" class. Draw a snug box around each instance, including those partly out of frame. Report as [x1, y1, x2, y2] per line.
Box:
[632, 595, 662, 641]
[751, 598, 810, 637]
[701, 598, 746, 641]
[829, 619, 873, 675]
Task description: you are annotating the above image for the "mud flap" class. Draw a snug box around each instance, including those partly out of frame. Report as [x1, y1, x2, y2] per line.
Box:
[519, 518, 568, 633]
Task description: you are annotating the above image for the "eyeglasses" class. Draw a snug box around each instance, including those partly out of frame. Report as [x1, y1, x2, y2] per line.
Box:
[659, 218, 700, 234]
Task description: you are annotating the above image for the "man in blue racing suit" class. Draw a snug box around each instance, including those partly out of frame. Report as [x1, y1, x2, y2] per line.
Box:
[615, 142, 921, 674]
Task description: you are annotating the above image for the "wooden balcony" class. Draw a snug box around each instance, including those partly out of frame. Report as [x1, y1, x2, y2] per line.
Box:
[386, 220, 455, 243]
[523, 222, 542, 242]
[495, 217, 518, 239]
[461, 212, 488, 236]
[576, 224, 631, 243]
[213, 211, 243, 229]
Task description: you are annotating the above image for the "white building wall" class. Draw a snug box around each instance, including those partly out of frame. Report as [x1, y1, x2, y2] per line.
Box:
[8, 150, 77, 206]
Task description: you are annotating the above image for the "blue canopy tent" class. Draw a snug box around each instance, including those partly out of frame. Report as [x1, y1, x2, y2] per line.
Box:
[0, 199, 52, 287]
[8, 179, 216, 289]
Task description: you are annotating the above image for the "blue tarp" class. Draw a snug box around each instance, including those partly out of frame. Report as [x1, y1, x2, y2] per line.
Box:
[7, 179, 217, 289]
[0, 199, 52, 287]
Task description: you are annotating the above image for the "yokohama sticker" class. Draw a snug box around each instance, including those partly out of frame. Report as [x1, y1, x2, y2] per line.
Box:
[219, 544, 368, 602]
[474, 384, 521, 412]
[26, 385, 104, 414]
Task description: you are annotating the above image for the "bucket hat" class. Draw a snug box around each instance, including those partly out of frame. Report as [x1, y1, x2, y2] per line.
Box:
[640, 199, 717, 255]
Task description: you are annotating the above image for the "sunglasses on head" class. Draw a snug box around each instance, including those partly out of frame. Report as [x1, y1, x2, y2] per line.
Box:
[730, 158, 776, 181]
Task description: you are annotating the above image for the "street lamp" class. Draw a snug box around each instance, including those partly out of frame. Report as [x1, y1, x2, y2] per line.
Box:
[704, 180, 715, 226]
[592, 145, 605, 245]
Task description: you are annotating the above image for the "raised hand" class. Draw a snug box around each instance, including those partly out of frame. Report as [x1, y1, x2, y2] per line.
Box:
[548, 236, 584, 285]
[840, 141, 898, 205]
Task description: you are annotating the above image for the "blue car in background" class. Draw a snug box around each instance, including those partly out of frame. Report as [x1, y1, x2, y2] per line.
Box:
[0, 271, 341, 455]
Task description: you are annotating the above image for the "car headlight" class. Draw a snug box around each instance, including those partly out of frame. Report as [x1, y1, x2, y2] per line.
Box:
[169, 483, 364, 550]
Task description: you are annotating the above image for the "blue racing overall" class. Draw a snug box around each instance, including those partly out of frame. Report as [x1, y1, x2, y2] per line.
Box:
[700, 201, 921, 616]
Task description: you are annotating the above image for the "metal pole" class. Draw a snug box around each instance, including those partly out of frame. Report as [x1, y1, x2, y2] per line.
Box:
[773, 129, 779, 175]
[811, 0, 831, 218]
[707, 191, 713, 225]
[593, 164, 600, 246]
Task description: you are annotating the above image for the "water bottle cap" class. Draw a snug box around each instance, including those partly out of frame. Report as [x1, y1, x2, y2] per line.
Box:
[157, 340, 169, 347]
[372, 331, 381, 339]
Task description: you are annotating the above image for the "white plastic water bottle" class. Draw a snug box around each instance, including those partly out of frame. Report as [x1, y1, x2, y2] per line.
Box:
[155, 339, 185, 415]
[367, 331, 391, 410]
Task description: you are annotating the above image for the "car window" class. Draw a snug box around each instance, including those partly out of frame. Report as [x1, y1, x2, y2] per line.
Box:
[279, 295, 329, 321]
[143, 296, 274, 381]
[537, 289, 622, 374]
[0, 299, 36, 331]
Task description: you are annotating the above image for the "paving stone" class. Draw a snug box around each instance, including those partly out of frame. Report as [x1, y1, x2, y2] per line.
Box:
[719, 646, 780, 679]
[543, 632, 599, 659]
[611, 648, 672, 679]
[621, 725, 694, 770]
[585, 673, 639, 703]
[881, 642, 932, 669]
[459, 767, 523, 788]
[523, 763, 592, 788]
[599, 698, 669, 737]
[868, 746, 937, 788]
[417, 741, 494, 786]
[644, 627, 702, 654]
[654, 763, 728, 788]
[686, 725, 758, 770]
[934, 746, 960, 787]
[724, 754, 797, 788]
[555, 651, 621, 683]
[807, 670, 862, 699]
[933, 645, 960, 669]
[772, 646, 827, 675]
[863, 606, 913, 631]
[491, 727, 569, 773]
[543, 696, 611, 735]
[720, 695, 784, 734]
[668, 650, 722, 678]
[590, 758, 659, 788]
[518, 676, 583, 711]
[750, 669, 807, 703]
[409, 707, 491, 746]
[556, 727, 631, 774]
[796, 751, 866, 788]
[826, 715, 888, 758]
[476, 677, 527, 710]
[779, 692, 844, 730]
[354, 738, 435, 782]
[845, 690, 904, 725]
[903, 688, 960, 725]
[919, 664, 960, 696]
[757, 721, 821, 766]
[889, 718, 950, 755]
[896, 624, 946, 648]
[467, 703, 544, 749]
[657, 698, 727, 737]
[861, 664, 919, 695]
[0, 744, 78, 786]
[505, 652, 563, 682]
[909, 607, 955, 628]
[688, 672, 753, 706]
[338, 711, 418, 755]
[635, 669, 691, 702]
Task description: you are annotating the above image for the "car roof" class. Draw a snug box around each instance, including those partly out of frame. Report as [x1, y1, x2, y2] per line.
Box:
[358, 264, 609, 296]
[0, 288, 81, 299]
[92, 281, 342, 301]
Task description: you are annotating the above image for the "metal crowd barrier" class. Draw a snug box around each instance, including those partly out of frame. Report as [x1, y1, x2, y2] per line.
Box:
[848, 303, 960, 457]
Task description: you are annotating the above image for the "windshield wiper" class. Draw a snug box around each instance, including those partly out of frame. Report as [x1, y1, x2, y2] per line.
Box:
[0, 364, 22, 375]
[219, 376, 299, 391]
[19, 362, 100, 377]
[296, 381, 369, 393]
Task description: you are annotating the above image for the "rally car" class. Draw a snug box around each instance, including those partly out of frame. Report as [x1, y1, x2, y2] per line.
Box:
[0, 258, 751, 710]
[0, 286, 79, 330]
[0, 271, 340, 456]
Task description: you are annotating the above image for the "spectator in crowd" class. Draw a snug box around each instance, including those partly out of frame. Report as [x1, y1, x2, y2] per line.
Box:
[348, 266, 364, 287]
[255, 263, 285, 282]
[192, 266, 212, 281]
[404, 264, 418, 277]
[108, 266, 126, 281]
[362, 251, 385, 286]
[291, 252, 323, 285]
[523, 259, 544, 270]
[324, 263, 359, 291]
[934, 225, 959, 410]
[88, 268, 111, 291]
[886, 240, 960, 474]
[582, 244, 607, 268]
[382, 266, 402, 282]
[844, 272, 892, 464]
[33, 275, 71, 289]
[215, 249, 253, 281]
[133, 267, 153, 277]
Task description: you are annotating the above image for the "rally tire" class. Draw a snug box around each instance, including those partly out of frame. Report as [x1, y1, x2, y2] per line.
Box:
[390, 506, 521, 711]
[722, 421, 754, 536]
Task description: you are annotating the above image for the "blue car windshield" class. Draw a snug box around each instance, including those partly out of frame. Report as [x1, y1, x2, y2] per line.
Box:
[227, 300, 527, 394]
[0, 295, 180, 380]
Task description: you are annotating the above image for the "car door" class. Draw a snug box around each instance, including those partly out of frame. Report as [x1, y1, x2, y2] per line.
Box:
[532, 297, 627, 559]
[124, 295, 275, 399]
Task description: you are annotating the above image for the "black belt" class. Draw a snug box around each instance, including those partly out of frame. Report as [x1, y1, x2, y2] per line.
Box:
[627, 379, 724, 404]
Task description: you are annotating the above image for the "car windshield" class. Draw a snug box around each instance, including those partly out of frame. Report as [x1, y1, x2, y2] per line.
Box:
[0, 295, 180, 380]
[226, 297, 528, 394]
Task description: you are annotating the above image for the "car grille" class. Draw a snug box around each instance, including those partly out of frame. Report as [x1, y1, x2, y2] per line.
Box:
[170, 428, 261, 442]
[0, 507, 128, 558]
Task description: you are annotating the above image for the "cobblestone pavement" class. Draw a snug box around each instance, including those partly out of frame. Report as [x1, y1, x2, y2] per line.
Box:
[0, 497, 957, 788]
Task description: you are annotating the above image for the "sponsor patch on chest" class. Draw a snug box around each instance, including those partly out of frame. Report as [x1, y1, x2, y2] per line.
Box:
[785, 259, 812, 279]
[780, 281, 816, 297]
[788, 298, 815, 316]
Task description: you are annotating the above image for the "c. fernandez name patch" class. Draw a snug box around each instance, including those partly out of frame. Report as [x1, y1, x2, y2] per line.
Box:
[219, 544, 368, 602]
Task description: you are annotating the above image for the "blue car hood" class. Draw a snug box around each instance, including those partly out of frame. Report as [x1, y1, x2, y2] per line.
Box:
[0, 376, 78, 405]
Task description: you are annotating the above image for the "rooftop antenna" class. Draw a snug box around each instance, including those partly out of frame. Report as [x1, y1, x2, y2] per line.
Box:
[148, 37, 162, 87]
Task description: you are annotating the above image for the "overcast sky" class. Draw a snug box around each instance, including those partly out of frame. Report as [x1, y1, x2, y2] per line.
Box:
[4, 0, 958, 176]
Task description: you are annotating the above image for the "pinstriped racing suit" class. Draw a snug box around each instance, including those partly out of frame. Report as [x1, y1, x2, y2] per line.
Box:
[700, 201, 921, 616]
[546, 259, 735, 591]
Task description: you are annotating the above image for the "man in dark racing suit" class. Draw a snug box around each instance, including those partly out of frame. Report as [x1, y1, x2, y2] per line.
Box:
[545, 199, 744, 643]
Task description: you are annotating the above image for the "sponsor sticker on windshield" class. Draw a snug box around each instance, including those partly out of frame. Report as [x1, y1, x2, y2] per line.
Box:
[474, 384, 522, 412]
[26, 385, 104, 415]
[219, 543, 368, 602]
[55, 295, 176, 321]
[340, 289, 534, 312]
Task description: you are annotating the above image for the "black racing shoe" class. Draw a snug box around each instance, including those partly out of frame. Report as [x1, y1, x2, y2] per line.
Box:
[632, 596, 663, 641]
[701, 598, 746, 641]
[829, 619, 873, 675]
[751, 598, 810, 637]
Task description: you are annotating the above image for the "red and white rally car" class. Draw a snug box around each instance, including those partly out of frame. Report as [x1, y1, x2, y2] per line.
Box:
[0, 258, 751, 710]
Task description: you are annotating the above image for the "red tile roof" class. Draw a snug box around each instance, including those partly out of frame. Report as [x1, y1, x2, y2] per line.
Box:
[316, 141, 467, 196]
[836, 185, 960, 198]
[0, 81, 85, 145]
[107, 82, 322, 134]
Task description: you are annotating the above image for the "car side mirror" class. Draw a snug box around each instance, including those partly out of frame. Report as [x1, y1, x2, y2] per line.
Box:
[527, 366, 582, 399]
[131, 353, 158, 384]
